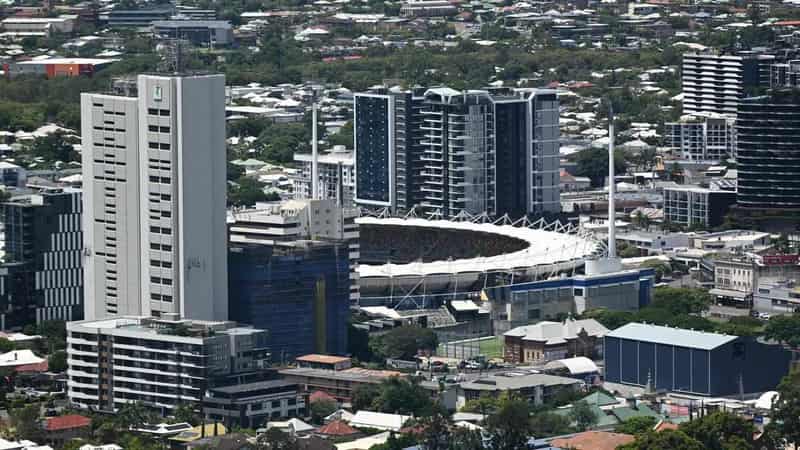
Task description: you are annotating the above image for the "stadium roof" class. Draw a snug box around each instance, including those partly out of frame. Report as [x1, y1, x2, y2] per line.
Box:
[356, 217, 600, 278]
[606, 323, 738, 350]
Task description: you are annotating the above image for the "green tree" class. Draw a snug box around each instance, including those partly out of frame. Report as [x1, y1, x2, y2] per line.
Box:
[36, 320, 67, 353]
[227, 162, 245, 181]
[372, 378, 436, 417]
[255, 428, 298, 450]
[581, 308, 635, 330]
[371, 326, 438, 360]
[619, 430, 704, 450]
[47, 350, 67, 373]
[0, 338, 15, 353]
[351, 383, 381, 412]
[529, 411, 573, 437]
[309, 398, 337, 425]
[485, 394, 531, 450]
[650, 287, 711, 315]
[447, 427, 484, 450]
[461, 394, 500, 415]
[574, 147, 627, 187]
[29, 132, 78, 163]
[771, 371, 800, 445]
[680, 411, 754, 450]
[420, 413, 451, 450]
[10, 404, 42, 441]
[614, 416, 657, 435]
[115, 402, 156, 430]
[764, 314, 800, 349]
[569, 401, 597, 431]
[228, 177, 269, 207]
[172, 403, 201, 426]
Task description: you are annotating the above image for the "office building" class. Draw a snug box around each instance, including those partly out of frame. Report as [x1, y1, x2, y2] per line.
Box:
[228, 241, 350, 359]
[353, 87, 559, 219]
[204, 380, 306, 428]
[229, 199, 359, 302]
[682, 52, 772, 116]
[152, 20, 234, 46]
[712, 254, 800, 305]
[0, 189, 83, 327]
[292, 146, 355, 206]
[662, 185, 736, 228]
[486, 267, 655, 335]
[736, 93, 800, 210]
[753, 278, 800, 315]
[604, 323, 791, 396]
[81, 74, 228, 321]
[664, 113, 736, 161]
[67, 316, 269, 413]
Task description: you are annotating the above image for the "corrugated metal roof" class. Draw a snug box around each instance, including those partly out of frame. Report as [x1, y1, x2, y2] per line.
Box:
[606, 323, 737, 350]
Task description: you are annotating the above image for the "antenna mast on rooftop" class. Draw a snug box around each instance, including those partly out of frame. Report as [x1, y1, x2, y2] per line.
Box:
[159, 37, 186, 74]
[608, 104, 617, 259]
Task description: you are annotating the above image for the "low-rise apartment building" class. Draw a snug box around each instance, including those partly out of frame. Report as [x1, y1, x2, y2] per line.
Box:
[662, 185, 736, 228]
[67, 316, 269, 414]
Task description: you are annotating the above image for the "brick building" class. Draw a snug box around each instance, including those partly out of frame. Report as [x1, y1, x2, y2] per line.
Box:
[503, 318, 608, 364]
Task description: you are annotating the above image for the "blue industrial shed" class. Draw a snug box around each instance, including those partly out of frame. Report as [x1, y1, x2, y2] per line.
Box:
[604, 323, 791, 397]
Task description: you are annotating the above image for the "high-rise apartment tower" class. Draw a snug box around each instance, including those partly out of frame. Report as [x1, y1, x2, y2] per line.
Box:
[81, 74, 228, 321]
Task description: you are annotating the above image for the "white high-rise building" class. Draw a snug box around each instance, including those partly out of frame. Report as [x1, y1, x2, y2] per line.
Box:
[81, 74, 228, 321]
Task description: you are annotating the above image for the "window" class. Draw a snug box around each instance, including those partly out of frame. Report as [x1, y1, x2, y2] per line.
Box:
[148, 108, 159, 115]
[151, 294, 162, 301]
[162, 261, 172, 268]
[154, 86, 163, 101]
[151, 277, 161, 284]
[573, 288, 584, 296]
[149, 142, 159, 149]
[148, 125, 159, 132]
[159, 109, 170, 116]
[159, 143, 170, 150]
[161, 194, 171, 201]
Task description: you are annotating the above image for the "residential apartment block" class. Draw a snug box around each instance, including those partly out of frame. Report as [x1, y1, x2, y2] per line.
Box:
[67, 316, 268, 413]
[682, 52, 772, 116]
[0, 189, 83, 327]
[292, 146, 354, 206]
[81, 74, 228, 321]
[664, 113, 736, 161]
[353, 87, 560, 219]
[662, 185, 736, 228]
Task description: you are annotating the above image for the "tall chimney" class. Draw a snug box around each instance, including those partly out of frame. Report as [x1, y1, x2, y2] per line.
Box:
[311, 102, 319, 200]
[607, 105, 616, 259]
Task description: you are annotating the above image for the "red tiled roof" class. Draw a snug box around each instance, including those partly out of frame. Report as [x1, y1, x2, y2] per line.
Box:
[316, 420, 358, 436]
[15, 360, 48, 373]
[45, 415, 91, 432]
[551, 431, 635, 450]
[309, 390, 336, 404]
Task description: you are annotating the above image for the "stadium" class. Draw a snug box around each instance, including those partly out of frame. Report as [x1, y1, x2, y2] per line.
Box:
[356, 214, 605, 308]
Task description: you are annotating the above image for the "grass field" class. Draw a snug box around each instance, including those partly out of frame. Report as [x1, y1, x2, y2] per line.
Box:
[478, 336, 504, 359]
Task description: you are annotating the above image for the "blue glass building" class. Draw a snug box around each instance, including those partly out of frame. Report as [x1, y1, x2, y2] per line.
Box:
[228, 241, 350, 360]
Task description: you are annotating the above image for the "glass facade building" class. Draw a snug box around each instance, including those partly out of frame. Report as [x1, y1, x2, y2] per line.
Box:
[228, 241, 350, 359]
[354, 94, 393, 206]
[737, 93, 800, 210]
[0, 189, 83, 328]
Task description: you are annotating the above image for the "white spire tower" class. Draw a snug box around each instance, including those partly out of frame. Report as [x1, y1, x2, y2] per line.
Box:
[311, 101, 319, 200]
[608, 105, 616, 259]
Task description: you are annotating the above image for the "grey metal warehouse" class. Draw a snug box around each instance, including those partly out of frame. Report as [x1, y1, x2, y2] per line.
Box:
[604, 323, 791, 397]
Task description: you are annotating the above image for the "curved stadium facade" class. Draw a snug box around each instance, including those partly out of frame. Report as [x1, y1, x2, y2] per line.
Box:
[356, 216, 604, 307]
